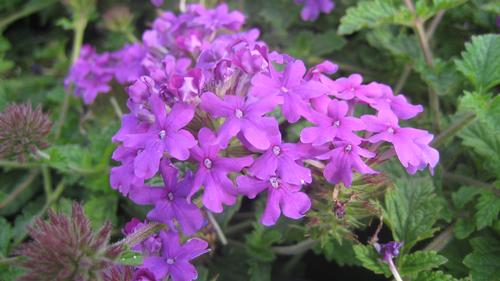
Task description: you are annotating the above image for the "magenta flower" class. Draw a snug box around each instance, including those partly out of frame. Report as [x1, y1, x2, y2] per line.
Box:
[129, 161, 205, 235]
[295, 0, 334, 21]
[367, 83, 423, 120]
[110, 147, 144, 195]
[112, 43, 146, 84]
[249, 133, 312, 185]
[320, 141, 377, 187]
[300, 99, 365, 146]
[122, 95, 196, 178]
[200, 91, 280, 149]
[250, 59, 327, 123]
[141, 231, 209, 281]
[237, 175, 311, 226]
[189, 128, 253, 213]
[362, 111, 438, 173]
[193, 3, 245, 31]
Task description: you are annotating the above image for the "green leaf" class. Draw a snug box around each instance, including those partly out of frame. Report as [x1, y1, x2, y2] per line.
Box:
[454, 218, 476, 239]
[459, 120, 500, 176]
[366, 28, 421, 62]
[397, 250, 448, 276]
[245, 223, 282, 262]
[458, 91, 500, 131]
[338, 0, 412, 35]
[383, 176, 442, 250]
[455, 34, 500, 92]
[451, 186, 482, 209]
[0, 217, 13, 256]
[463, 235, 500, 281]
[286, 30, 346, 61]
[117, 246, 143, 266]
[414, 59, 463, 96]
[353, 244, 391, 276]
[248, 261, 272, 281]
[316, 238, 359, 266]
[83, 195, 118, 228]
[414, 270, 459, 281]
[416, 0, 468, 21]
[475, 191, 500, 230]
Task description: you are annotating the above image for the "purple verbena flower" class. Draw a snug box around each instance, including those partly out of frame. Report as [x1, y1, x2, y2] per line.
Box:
[122, 95, 196, 178]
[129, 160, 205, 235]
[237, 174, 311, 226]
[200, 91, 280, 149]
[295, 0, 334, 21]
[189, 128, 253, 213]
[141, 231, 209, 281]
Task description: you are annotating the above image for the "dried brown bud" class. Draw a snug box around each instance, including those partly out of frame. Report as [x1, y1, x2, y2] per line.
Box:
[0, 103, 52, 162]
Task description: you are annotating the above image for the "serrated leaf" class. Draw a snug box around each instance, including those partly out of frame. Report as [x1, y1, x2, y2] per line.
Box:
[414, 59, 462, 96]
[475, 191, 500, 230]
[83, 195, 118, 228]
[0, 217, 13, 256]
[353, 245, 391, 276]
[416, 0, 468, 21]
[452, 186, 482, 209]
[366, 28, 421, 62]
[245, 223, 282, 262]
[383, 176, 442, 250]
[397, 250, 448, 276]
[414, 270, 459, 281]
[455, 34, 500, 92]
[459, 120, 500, 176]
[338, 0, 413, 35]
[463, 235, 500, 281]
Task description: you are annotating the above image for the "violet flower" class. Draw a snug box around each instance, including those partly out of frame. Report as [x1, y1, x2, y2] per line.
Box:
[200, 91, 280, 149]
[295, 0, 334, 21]
[141, 231, 209, 281]
[362, 110, 439, 174]
[320, 141, 377, 187]
[250, 59, 327, 123]
[129, 161, 205, 235]
[122, 94, 196, 179]
[237, 174, 311, 226]
[189, 128, 253, 213]
[300, 99, 365, 146]
[374, 241, 404, 281]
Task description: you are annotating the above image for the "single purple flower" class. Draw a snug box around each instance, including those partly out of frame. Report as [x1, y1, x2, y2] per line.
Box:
[200, 91, 280, 149]
[248, 132, 312, 185]
[189, 128, 253, 213]
[300, 99, 365, 146]
[237, 175, 311, 226]
[250, 59, 327, 123]
[305, 60, 338, 81]
[122, 95, 196, 179]
[112, 43, 146, 84]
[374, 241, 404, 281]
[320, 141, 377, 187]
[295, 0, 334, 21]
[110, 146, 145, 195]
[361, 110, 439, 173]
[129, 160, 205, 235]
[141, 231, 209, 281]
[368, 83, 423, 120]
[193, 3, 245, 31]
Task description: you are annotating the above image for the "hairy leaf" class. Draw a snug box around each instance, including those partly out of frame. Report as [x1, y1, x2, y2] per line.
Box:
[397, 250, 448, 276]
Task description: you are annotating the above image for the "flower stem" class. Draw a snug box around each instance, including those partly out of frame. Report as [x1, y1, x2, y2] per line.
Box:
[432, 112, 476, 147]
[207, 211, 228, 245]
[41, 165, 52, 197]
[0, 0, 57, 31]
[272, 238, 318, 255]
[388, 258, 404, 281]
[109, 96, 123, 119]
[54, 17, 88, 140]
[0, 170, 39, 210]
[394, 64, 412, 94]
[117, 222, 166, 247]
[0, 160, 39, 169]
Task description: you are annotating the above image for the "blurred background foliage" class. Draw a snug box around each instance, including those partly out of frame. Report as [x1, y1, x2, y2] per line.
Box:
[0, 0, 499, 280]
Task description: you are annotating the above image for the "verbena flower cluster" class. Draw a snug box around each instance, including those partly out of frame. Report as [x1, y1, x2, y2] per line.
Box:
[67, 3, 438, 281]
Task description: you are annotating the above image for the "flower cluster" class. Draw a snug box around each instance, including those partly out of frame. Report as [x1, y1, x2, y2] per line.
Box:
[295, 0, 335, 21]
[67, 3, 438, 281]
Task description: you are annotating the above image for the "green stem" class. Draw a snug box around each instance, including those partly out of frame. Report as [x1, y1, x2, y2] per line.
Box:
[272, 238, 317, 255]
[117, 222, 166, 247]
[0, 256, 22, 265]
[54, 18, 88, 140]
[394, 64, 412, 94]
[0, 170, 39, 209]
[424, 225, 454, 252]
[431, 112, 476, 147]
[207, 211, 228, 245]
[41, 165, 52, 197]
[0, 160, 39, 169]
[0, 0, 57, 31]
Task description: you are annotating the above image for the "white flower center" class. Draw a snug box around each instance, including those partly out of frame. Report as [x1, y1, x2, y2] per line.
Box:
[387, 127, 395, 134]
[235, 109, 243, 118]
[167, 192, 174, 201]
[345, 144, 352, 152]
[280, 86, 289, 93]
[269, 177, 280, 189]
[159, 130, 166, 139]
[203, 158, 213, 169]
[166, 258, 175, 265]
[333, 120, 340, 127]
[272, 145, 281, 156]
